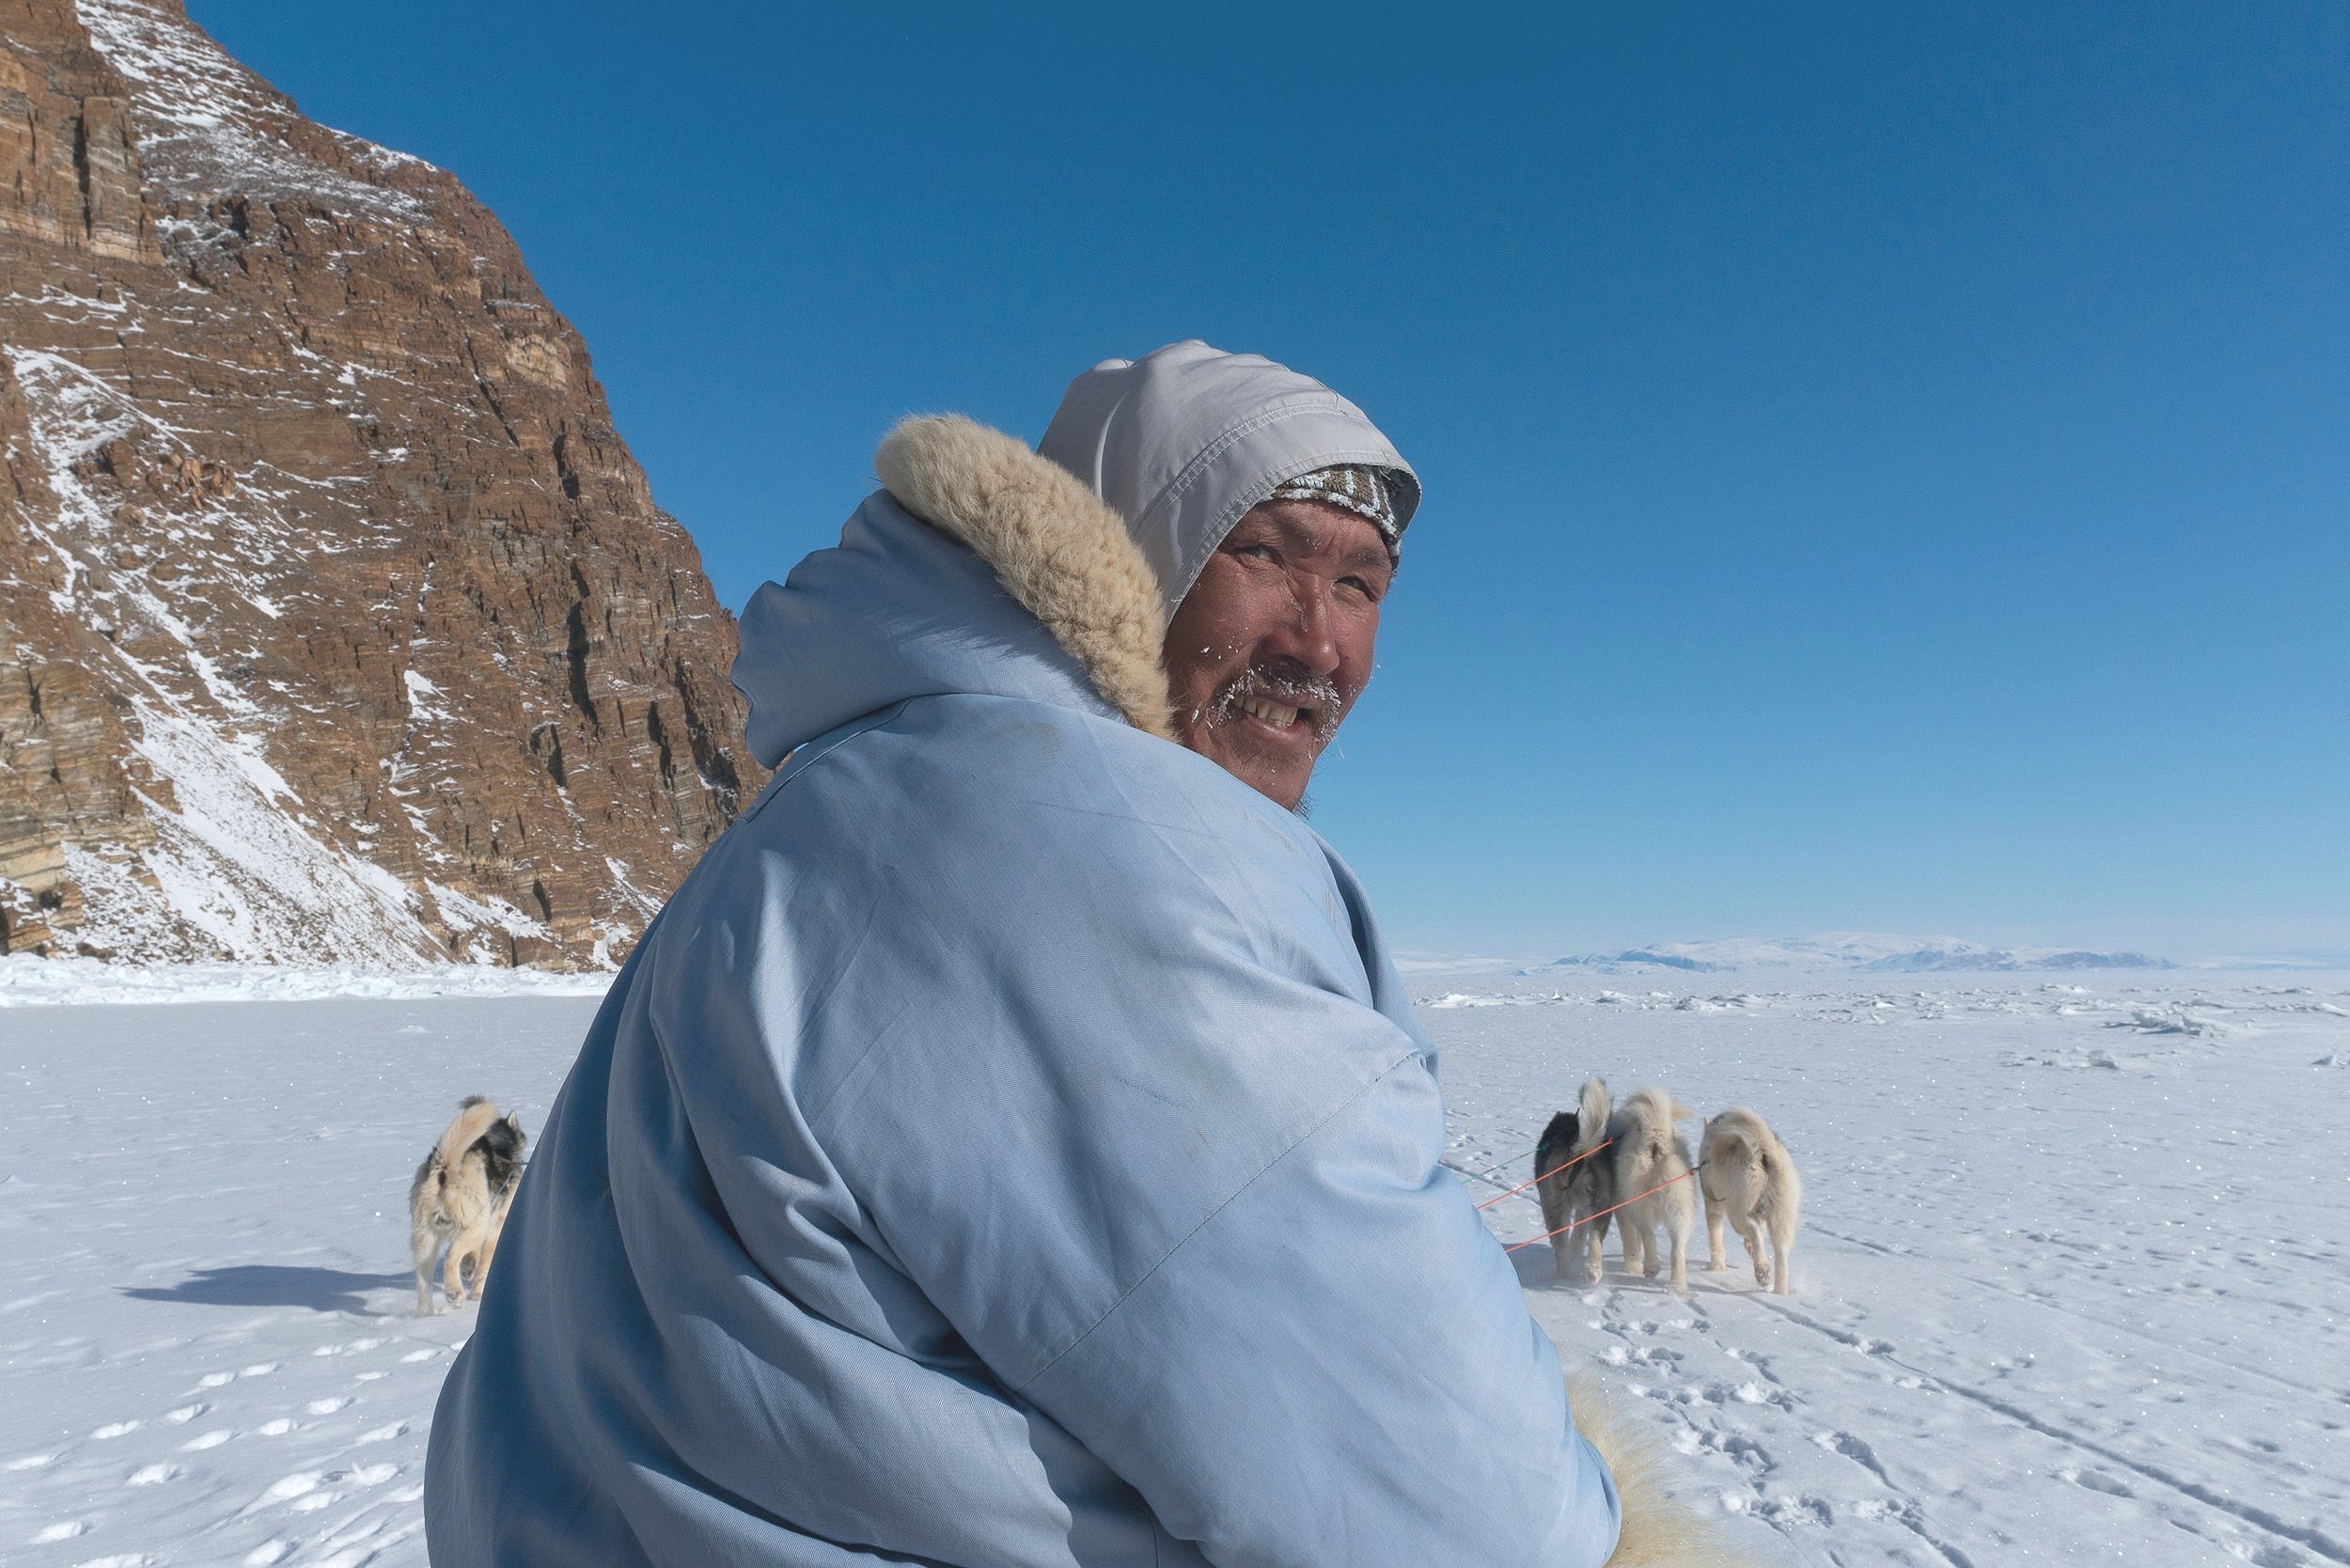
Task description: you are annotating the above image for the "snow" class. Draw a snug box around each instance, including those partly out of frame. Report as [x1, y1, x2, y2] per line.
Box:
[0, 955, 610, 1008]
[2, 972, 2342, 1564]
[75, 0, 430, 221]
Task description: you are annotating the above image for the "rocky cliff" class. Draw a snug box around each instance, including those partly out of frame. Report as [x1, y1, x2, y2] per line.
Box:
[0, 0, 765, 966]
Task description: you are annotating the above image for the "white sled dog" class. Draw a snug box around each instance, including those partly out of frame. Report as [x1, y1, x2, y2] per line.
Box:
[410, 1096, 526, 1315]
[1535, 1077, 1619, 1284]
[1606, 1087, 1698, 1296]
[1700, 1107, 1801, 1294]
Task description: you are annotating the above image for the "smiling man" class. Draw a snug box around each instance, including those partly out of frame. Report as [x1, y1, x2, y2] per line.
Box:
[427, 342, 1723, 1566]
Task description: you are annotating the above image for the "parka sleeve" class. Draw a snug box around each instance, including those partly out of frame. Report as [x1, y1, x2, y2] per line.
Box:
[801, 740, 1627, 1568]
[1010, 1043, 1625, 1568]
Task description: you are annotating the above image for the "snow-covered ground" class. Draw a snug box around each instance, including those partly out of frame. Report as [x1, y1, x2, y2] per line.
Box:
[3, 973, 2345, 1565]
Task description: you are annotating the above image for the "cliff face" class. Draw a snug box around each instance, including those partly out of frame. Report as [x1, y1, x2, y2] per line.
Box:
[0, 0, 766, 965]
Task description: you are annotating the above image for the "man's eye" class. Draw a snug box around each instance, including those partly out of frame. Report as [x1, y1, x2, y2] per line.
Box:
[1340, 575, 1381, 602]
[1233, 542, 1278, 561]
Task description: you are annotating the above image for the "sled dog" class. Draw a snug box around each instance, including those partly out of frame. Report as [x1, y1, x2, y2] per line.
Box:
[1535, 1077, 1619, 1284]
[1606, 1087, 1697, 1296]
[1700, 1107, 1801, 1294]
[410, 1096, 526, 1315]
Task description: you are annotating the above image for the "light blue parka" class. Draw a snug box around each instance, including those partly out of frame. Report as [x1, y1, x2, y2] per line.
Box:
[426, 344, 1622, 1567]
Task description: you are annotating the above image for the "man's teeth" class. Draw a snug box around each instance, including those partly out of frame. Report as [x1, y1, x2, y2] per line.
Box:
[1239, 697, 1299, 730]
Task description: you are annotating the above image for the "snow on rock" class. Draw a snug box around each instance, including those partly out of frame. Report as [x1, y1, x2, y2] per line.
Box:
[0, 0, 764, 969]
[75, 0, 431, 220]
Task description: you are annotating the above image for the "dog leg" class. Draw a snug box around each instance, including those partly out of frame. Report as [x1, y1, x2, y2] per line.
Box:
[1770, 1217, 1795, 1295]
[1541, 1182, 1576, 1284]
[1582, 1215, 1606, 1284]
[413, 1231, 440, 1317]
[1666, 1208, 1691, 1297]
[1731, 1213, 1767, 1289]
[444, 1219, 486, 1306]
[1705, 1198, 1728, 1272]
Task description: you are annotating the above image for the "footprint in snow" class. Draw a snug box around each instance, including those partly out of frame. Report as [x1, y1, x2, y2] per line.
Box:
[181, 1430, 234, 1450]
[254, 1419, 295, 1435]
[240, 1362, 279, 1377]
[243, 1543, 290, 1566]
[1813, 1429, 1891, 1484]
[3, 1451, 56, 1470]
[90, 1419, 140, 1438]
[400, 1348, 440, 1362]
[306, 1397, 351, 1414]
[127, 1462, 178, 1484]
[251, 1471, 321, 1508]
[164, 1403, 206, 1423]
[31, 1520, 87, 1543]
[353, 1421, 406, 1444]
[2060, 1466, 2135, 1497]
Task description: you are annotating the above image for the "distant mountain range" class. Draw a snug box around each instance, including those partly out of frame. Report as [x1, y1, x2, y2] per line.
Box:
[1525, 933, 2176, 976]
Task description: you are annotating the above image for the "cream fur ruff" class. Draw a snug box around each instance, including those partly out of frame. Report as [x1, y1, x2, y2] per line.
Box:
[874, 415, 1176, 741]
[1570, 1373, 1775, 1566]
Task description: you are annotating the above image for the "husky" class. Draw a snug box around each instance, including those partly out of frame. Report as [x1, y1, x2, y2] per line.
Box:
[1534, 1077, 1619, 1284]
[1606, 1087, 1697, 1296]
[409, 1096, 526, 1316]
[1700, 1106, 1801, 1294]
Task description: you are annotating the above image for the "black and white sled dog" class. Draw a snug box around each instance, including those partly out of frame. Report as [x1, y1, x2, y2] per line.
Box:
[1700, 1107, 1801, 1294]
[1607, 1087, 1698, 1297]
[409, 1096, 526, 1316]
[1535, 1077, 1619, 1284]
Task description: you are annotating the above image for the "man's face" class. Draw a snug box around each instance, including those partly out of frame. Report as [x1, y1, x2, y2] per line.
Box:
[1162, 499, 1393, 810]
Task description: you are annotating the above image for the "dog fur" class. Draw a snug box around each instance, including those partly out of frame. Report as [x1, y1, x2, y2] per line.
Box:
[1536, 1076, 1620, 1284]
[409, 1096, 526, 1316]
[1569, 1372, 1771, 1565]
[1700, 1106, 1802, 1294]
[1606, 1087, 1698, 1296]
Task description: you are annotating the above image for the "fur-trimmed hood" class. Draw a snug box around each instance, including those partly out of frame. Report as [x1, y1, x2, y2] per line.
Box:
[730, 341, 1418, 767]
[729, 417, 1173, 766]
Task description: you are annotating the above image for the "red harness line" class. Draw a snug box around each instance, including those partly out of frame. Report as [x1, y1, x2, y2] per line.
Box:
[1472, 1138, 1615, 1212]
[1502, 1168, 1700, 1254]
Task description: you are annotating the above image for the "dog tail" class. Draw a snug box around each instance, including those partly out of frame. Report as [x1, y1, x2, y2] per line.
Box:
[1707, 1117, 1749, 1161]
[1621, 1088, 1686, 1160]
[1576, 1076, 1612, 1148]
[432, 1097, 503, 1175]
[1705, 1107, 1768, 1159]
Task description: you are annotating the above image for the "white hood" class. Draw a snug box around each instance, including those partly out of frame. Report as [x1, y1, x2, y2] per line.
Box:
[1037, 340, 1420, 620]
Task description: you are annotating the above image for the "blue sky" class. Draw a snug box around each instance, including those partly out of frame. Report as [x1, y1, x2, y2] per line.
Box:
[190, 2, 2348, 961]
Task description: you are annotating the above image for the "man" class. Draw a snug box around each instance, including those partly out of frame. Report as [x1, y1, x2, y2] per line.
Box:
[427, 342, 1724, 1565]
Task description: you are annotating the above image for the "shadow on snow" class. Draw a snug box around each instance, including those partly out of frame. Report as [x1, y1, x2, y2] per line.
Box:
[122, 1264, 413, 1313]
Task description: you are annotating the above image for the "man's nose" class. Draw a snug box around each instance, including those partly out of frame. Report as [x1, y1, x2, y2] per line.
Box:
[1259, 571, 1340, 677]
